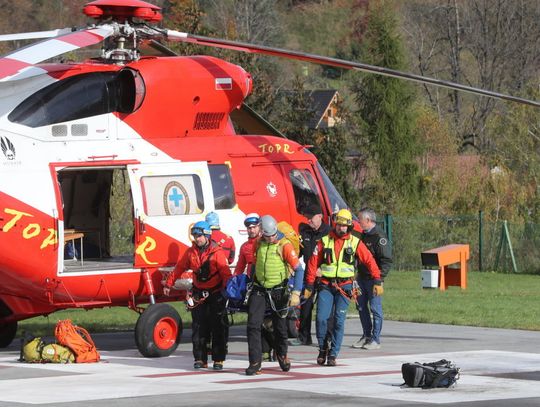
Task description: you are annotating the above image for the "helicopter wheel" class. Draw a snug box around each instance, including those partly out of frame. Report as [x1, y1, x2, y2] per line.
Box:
[0, 321, 17, 348]
[135, 304, 182, 358]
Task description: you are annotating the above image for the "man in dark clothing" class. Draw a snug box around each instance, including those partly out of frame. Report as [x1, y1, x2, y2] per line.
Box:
[163, 221, 232, 370]
[352, 207, 392, 350]
[291, 204, 330, 346]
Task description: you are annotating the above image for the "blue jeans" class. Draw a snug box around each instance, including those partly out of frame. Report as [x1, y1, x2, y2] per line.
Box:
[315, 283, 351, 357]
[357, 279, 383, 344]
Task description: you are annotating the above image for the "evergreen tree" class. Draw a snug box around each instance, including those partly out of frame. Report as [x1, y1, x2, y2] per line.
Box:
[351, 1, 422, 212]
[272, 75, 315, 145]
[314, 124, 361, 210]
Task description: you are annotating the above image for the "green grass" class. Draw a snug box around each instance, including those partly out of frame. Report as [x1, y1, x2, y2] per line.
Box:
[383, 271, 540, 331]
[17, 271, 540, 337]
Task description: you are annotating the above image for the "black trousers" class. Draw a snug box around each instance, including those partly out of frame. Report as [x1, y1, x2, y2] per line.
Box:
[191, 291, 228, 363]
[298, 294, 314, 344]
[247, 289, 288, 364]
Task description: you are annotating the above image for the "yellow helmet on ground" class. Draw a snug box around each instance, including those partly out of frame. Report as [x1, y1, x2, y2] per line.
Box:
[335, 209, 353, 226]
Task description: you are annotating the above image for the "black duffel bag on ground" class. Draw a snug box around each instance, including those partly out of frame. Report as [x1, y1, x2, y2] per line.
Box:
[401, 359, 460, 389]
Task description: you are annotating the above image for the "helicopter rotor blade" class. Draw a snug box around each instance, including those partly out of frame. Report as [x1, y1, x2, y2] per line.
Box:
[0, 28, 77, 42]
[0, 25, 115, 82]
[163, 30, 540, 108]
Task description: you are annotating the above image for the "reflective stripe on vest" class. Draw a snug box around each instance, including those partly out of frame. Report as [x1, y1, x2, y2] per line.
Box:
[320, 235, 360, 278]
[255, 240, 288, 288]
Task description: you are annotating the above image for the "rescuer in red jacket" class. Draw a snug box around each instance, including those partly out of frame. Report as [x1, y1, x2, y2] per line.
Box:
[206, 211, 236, 264]
[304, 209, 381, 366]
[234, 213, 261, 276]
[163, 221, 232, 370]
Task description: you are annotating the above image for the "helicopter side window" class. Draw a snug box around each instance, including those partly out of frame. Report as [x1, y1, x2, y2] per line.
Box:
[288, 169, 322, 216]
[140, 174, 204, 216]
[208, 164, 236, 210]
[8, 70, 145, 127]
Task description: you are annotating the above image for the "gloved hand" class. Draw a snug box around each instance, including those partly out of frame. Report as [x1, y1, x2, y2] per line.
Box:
[288, 291, 301, 307]
[373, 283, 384, 297]
[303, 285, 313, 300]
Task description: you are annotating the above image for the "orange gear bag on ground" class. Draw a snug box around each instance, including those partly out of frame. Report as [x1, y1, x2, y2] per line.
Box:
[54, 320, 100, 363]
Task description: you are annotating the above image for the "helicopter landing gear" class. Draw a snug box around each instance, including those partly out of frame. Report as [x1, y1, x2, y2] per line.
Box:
[135, 304, 182, 357]
[0, 321, 17, 348]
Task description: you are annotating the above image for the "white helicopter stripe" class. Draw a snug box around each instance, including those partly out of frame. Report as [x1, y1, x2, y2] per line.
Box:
[0, 26, 114, 82]
[8, 39, 80, 64]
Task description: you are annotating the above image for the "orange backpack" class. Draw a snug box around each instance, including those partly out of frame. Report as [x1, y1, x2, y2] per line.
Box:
[55, 320, 100, 363]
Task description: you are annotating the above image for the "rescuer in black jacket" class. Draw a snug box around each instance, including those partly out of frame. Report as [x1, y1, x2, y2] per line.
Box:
[352, 207, 392, 350]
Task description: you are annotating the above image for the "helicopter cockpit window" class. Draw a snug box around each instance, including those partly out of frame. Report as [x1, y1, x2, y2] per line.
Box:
[140, 174, 204, 216]
[316, 162, 348, 214]
[209, 164, 236, 210]
[8, 70, 145, 127]
[288, 169, 322, 216]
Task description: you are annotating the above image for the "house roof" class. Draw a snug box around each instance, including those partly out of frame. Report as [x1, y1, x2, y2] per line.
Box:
[303, 89, 339, 129]
[277, 89, 339, 129]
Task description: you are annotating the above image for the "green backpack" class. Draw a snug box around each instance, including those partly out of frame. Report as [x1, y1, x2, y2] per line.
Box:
[41, 343, 75, 363]
[21, 337, 44, 363]
[20, 334, 75, 364]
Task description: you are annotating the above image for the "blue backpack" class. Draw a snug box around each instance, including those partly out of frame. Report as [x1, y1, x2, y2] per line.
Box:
[224, 273, 250, 312]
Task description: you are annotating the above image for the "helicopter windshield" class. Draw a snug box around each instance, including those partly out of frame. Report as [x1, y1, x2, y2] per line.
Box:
[316, 162, 349, 214]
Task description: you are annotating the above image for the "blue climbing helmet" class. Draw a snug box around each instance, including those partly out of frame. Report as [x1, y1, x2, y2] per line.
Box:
[205, 211, 220, 230]
[244, 213, 261, 227]
[191, 221, 212, 238]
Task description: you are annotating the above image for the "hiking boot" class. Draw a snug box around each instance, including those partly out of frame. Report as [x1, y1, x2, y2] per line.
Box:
[317, 349, 327, 366]
[327, 355, 337, 366]
[193, 360, 208, 369]
[362, 340, 381, 350]
[352, 336, 368, 349]
[277, 355, 291, 372]
[213, 361, 224, 371]
[245, 362, 262, 376]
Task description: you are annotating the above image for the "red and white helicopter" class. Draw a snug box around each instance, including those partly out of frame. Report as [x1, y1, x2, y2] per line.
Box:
[0, 0, 538, 357]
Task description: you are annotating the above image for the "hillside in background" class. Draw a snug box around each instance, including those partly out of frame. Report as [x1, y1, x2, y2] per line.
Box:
[0, 0, 539, 222]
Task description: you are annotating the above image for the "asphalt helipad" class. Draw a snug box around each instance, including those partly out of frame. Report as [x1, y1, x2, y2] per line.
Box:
[1, 318, 539, 407]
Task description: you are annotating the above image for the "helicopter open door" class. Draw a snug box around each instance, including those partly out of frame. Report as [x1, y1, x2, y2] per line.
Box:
[280, 161, 327, 227]
[126, 162, 214, 269]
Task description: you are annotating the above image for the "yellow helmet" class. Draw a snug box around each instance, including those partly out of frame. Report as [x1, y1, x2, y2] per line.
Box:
[335, 209, 353, 226]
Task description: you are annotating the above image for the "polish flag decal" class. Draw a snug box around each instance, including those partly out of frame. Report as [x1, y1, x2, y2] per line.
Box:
[215, 77, 232, 90]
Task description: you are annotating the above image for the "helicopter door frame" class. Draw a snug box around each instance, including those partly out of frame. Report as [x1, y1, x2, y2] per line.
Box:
[52, 161, 138, 275]
[279, 161, 329, 226]
[127, 162, 214, 269]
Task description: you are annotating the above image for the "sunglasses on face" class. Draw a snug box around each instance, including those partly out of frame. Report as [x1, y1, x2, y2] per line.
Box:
[191, 228, 205, 237]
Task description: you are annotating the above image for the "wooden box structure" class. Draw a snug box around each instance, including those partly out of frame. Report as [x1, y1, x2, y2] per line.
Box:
[421, 244, 470, 290]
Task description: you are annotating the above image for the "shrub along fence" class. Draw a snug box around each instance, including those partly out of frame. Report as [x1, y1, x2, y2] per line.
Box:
[382, 212, 540, 274]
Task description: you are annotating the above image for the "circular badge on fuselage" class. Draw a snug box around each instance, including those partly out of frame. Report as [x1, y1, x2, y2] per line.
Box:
[164, 181, 190, 215]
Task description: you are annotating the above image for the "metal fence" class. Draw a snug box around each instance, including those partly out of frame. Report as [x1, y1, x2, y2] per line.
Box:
[383, 212, 540, 274]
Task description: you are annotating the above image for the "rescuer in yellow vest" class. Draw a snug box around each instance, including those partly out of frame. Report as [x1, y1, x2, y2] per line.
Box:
[305, 209, 382, 366]
[245, 215, 304, 375]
